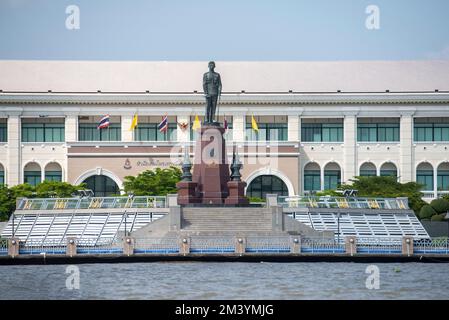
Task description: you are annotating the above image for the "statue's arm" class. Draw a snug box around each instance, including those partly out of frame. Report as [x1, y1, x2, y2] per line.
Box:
[218, 74, 222, 96]
[203, 73, 208, 96]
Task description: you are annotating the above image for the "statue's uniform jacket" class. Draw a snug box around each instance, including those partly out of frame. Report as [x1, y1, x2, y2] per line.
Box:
[203, 72, 222, 96]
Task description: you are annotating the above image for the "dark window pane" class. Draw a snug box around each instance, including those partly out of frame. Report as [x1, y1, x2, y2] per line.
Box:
[246, 175, 288, 199]
[82, 175, 120, 197]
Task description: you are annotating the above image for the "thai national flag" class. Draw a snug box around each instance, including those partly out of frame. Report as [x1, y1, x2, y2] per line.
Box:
[158, 115, 168, 133]
[97, 115, 110, 129]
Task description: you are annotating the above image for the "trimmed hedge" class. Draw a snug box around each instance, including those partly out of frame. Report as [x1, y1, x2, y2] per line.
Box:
[430, 198, 449, 214]
[431, 213, 446, 222]
[419, 205, 437, 219]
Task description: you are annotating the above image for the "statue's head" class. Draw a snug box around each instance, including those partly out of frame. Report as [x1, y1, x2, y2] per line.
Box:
[208, 61, 215, 70]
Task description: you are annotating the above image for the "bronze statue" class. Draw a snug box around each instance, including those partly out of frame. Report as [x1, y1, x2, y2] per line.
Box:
[203, 61, 222, 124]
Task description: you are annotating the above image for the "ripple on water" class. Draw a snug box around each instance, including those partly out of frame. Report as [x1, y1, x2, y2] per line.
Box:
[0, 262, 448, 300]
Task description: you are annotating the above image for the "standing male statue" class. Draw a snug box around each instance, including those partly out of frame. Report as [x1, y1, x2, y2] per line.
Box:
[203, 61, 222, 124]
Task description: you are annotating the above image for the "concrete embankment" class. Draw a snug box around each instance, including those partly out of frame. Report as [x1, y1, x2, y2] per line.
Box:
[0, 253, 448, 265]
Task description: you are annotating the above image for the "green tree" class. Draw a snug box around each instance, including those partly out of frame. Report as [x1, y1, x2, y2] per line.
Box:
[0, 182, 86, 221]
[0, 185, 15, 221]
[334, 176, 426, 215]
[35, 180, 85, 198]
[123, 166, 182, 196]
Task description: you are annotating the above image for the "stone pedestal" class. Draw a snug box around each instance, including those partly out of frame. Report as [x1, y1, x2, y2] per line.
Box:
[290, 236, 301, 254]
[191, 125, 230, 204]
[402, 236, 414, 256]
[180, 237, 191, 256]
[235, 236, 246, 255]
[123, 237, 135, 256]
[345, 236, 357, 256]
[8, 238, 19, 258]
[66, 237, 77, 257]
[176, 181, 201, 205]
[224, 181, 249, 205]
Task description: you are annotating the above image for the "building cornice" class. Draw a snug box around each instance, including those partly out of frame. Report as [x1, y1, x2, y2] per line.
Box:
[0, 92, 449, 106]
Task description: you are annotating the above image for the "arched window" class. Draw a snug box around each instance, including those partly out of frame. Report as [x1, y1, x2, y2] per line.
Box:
[360, 162, 377, 176]
[0, 163, 4, 186]
[437, 162, 449, 191]
[24, 162, 41, 186]
[246, 175, 288, 199]
[45, 162, 62, 182]
[416, 162, 434, 191]
[324, 162, 341, 190]
[380, 162, 398, 177]
[82, 175, 120, 197]
[304, 163, 321, 191]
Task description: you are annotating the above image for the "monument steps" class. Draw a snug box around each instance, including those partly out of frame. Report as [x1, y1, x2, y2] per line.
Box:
[181, 207, 274, 233]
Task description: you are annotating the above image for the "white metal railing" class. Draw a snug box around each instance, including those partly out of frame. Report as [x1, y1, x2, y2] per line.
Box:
[16, 196, 167, 210]
[279, 196, 409, 210]
[356, 237, 403, 254]
[245, 236, 290, 253]
[0, 239, 7, 255]
[18, 239, 67, 255]
[422, 191, 436, 199]
[437, 191, 449, 198]
[190, 236, 235, 253]
[134, 238, 179, 254]
[414, 238, 449, 254]
[75, 239, 123, 254]
[301, 237, 345, 253]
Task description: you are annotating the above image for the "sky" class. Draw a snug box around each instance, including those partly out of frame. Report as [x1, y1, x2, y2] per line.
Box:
[0, 0, 449, 61]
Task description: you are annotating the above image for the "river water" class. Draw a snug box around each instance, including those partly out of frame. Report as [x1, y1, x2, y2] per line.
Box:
[0, 262, 448, 300]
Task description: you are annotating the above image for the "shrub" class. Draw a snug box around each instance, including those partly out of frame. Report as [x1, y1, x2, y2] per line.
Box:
[247, 196, 265, 203]
[419, 205, 437, 219]
[431, 213, 446, 222]
[430, 198, 449, 214]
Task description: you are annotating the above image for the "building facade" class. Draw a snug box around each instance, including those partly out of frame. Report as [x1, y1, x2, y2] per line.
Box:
[0, 60, 449, 199]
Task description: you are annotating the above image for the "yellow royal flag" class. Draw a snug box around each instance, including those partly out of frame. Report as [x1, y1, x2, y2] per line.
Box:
[251, 115, 259, 132]
[192, 115, 201, 131]
[129, 114, 138, 131]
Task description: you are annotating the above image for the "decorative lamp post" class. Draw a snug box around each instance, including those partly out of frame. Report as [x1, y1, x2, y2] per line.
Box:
[181, 145, 192, 182]
[230, 144, 242, 182]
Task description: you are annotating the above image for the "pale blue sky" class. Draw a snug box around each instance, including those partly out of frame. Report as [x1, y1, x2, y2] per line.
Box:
[1, 0, 449, 60]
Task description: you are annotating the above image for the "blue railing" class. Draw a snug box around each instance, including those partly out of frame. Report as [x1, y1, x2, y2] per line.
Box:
[4, 237, 449, 257]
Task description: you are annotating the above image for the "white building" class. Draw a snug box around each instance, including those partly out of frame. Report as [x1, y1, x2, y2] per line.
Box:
[0, 60, 448, 199]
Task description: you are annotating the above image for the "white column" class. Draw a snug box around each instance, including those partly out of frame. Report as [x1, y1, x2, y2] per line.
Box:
[288, 115, 299, 142]
[121, 115, 133, 142]
[400, 114, 414, 183]
[7, 115, 21, 186]
[320, 166, 325, 191]
[65, 115, 78, 142]
[434, 166, 438, 199]
[177, 115, 190, 143]
[343, 115, 357, 183]
[232, 114, 246, 142]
